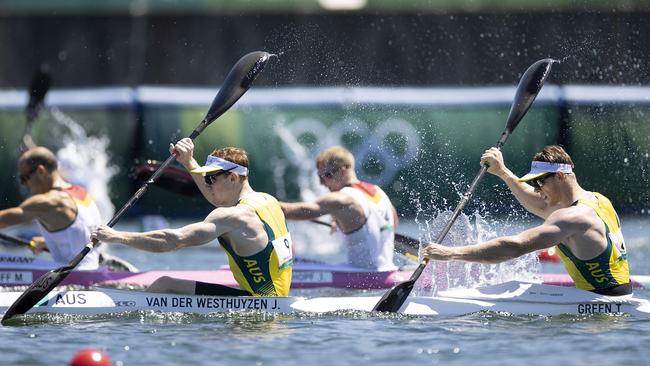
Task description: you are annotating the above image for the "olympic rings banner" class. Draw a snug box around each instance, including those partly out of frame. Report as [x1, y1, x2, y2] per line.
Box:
[2, 86, 648, 217]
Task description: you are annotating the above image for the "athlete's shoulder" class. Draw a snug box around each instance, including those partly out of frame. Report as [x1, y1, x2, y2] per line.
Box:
[205, 205, 255, 230]
[319, 190, 356, 207]
[21, 190, 66, 210]
[546, 204, 596, 229]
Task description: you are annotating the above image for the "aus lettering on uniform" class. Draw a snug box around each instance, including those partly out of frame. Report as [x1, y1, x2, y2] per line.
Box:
[586, 262, 609, 284]
[244, 258, 266, 283]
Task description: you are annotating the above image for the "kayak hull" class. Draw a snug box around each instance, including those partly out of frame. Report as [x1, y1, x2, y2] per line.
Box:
[2, 281, 649, 319]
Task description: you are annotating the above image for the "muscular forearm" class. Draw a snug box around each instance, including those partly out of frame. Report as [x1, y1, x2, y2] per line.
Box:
[497, 169, 548, 218]
[180, 160, 218, 207]
[447, 236, 529, 264]
[114, 229, 184, 253]
[0, 208, 29, 229]
[280, 202, 323, 220]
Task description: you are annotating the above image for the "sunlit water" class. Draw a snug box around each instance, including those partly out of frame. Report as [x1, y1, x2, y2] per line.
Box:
[2, 216, 650, 366]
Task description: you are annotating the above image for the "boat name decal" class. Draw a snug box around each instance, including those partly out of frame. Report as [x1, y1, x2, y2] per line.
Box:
[145, 296, 279, 310]
[54, 293, 87, 305]
[0, 256, 35, 264]
[577, 303, 622, 314]
[292, 271, 332, 283]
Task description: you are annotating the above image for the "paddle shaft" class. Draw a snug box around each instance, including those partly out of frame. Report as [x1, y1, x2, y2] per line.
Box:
[0, 232, 30, 247]
[436, 130, 509, 246]
[406, 131, 511, 282]
[65, 119, 213, 268]
[110, 124, 206, 226]
[0, 232, 50, 253]
[372, 58, 555, 313]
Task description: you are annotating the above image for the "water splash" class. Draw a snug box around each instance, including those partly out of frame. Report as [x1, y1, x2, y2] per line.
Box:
[413, 209, 540, 296]
[47, 106, 117, 222]
[274, 119, 540, 282]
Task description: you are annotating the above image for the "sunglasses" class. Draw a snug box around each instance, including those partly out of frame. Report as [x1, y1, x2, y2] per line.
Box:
[528, 173, 555, 189]
[318, 166, 340, 181]
[19, 165, 39, 185]
[203, 167, 235, 186]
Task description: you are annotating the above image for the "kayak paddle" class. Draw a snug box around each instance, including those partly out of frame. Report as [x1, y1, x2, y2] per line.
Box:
[372, 58, 556, 313]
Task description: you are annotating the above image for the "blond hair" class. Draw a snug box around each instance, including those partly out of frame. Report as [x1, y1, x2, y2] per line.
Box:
[316, 145, 355, 170]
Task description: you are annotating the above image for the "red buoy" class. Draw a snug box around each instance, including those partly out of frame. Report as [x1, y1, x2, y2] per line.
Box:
[69, 349, 112, 366]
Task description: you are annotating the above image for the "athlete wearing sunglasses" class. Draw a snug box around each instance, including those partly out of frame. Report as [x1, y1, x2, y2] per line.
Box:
[0, 146, 103, 270]
[93, 138, 293, 297]
[280, 145, 399, 271]
[203, 167, 236, 186]
[423, 145, 631, 296]
[527, 173, 555, 189]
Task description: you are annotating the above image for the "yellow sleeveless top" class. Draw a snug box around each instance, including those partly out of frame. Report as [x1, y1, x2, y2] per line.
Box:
[218, 192, 293, 296]
[556, 192, 630, 291]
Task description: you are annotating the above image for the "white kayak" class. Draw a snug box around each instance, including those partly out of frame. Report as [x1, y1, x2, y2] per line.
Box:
[2, 281, 649, 318]
[293, 281, 650, 316]
[0, 288, 301, 315]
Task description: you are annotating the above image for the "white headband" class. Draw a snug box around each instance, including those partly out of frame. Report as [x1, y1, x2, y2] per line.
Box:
[529, 161, 573, 174]
[191, 155, 248, 176]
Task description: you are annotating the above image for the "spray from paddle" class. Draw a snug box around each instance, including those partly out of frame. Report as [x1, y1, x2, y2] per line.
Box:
[47, 107, 118, 223]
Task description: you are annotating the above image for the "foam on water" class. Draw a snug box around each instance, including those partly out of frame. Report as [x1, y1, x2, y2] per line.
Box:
[411, 208, 540, 296]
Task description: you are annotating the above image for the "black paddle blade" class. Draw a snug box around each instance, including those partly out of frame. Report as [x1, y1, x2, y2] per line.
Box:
[372, 279, 415, 312]
[504, 58, 555, 133]
[131, 160, 199, 196]
[25, 65, 52, 123]
[1, 266, 72, 324]
[203, 51, 272, 124]
[2, 245, 90, 324]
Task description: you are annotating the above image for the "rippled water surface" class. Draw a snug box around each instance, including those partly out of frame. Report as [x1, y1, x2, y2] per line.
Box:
[2, 218, 650, 366]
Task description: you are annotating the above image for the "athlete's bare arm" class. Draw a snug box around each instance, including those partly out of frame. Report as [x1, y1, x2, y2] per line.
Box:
[481, 148, 554, 218]
[92, 206, 247, 253]
[0, 206, 34, 229]
[422, 207, 588, 264]
[171, 138, 217, 207]
[280, 192, 365, 232]
[0, 191, 72, 229]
